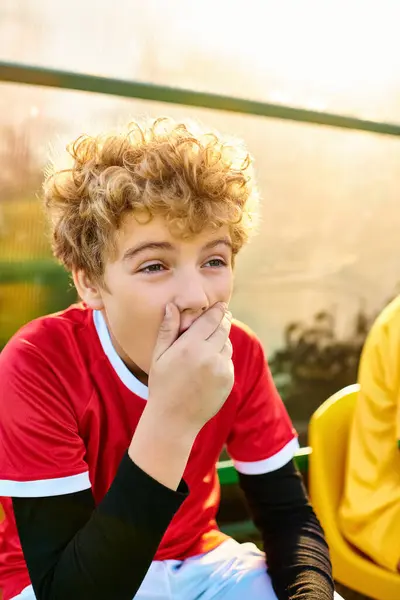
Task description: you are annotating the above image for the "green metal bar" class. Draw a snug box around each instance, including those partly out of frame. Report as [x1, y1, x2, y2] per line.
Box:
[217, 446, 311, 486]
[293, 446, 312, 472]
[217, 460, 237, 486]
[1, 61, 400, 136]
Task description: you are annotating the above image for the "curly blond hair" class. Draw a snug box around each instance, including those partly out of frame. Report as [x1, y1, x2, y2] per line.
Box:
[44, 117, 259, 282]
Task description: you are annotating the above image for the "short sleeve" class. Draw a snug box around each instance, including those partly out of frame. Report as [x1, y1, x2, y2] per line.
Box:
[0, 338, 90, 497]
[226, 332, 298, 475]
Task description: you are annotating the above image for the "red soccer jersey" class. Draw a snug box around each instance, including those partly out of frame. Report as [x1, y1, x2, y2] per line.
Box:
[0, 305, 298, 599]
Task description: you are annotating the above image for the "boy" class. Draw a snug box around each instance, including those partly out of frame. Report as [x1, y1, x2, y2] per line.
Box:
[0, 118, 341, 599]
[340, 296, 400, 573]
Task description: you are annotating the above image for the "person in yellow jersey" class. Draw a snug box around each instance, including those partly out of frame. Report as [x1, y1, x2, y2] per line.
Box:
[339, 296, 400, 573]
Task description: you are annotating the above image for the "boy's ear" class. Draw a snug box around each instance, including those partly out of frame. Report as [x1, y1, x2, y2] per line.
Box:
[72, 269, 105, 310]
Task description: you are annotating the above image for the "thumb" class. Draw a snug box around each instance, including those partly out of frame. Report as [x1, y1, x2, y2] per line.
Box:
[153, 303, 180, 361]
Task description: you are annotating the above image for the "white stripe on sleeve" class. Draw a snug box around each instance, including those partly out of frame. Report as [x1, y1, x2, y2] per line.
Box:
[0, 471, 91, 497]
[233, 437, 300, 475]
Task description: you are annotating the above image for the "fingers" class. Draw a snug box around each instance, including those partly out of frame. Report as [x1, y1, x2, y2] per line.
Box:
[153, 303, 181, 361]
[207, 311, 232, 353]
[184, 302, 228, 342]
[220, 337, 233, 360]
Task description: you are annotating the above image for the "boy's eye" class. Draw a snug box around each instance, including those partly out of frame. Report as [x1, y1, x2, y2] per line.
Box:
[204, 258, 227, 268]
[139, 263, 165, 274]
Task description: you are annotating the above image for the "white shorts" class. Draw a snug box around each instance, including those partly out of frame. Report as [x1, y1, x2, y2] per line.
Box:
[13, 538, 344, 599]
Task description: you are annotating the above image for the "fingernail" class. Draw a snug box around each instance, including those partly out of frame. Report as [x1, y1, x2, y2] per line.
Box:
[165, 303, 171, 318]
[226, 311, 233, 320]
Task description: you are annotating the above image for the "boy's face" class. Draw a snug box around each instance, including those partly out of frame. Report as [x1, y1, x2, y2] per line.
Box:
[78, 214, 234, 378]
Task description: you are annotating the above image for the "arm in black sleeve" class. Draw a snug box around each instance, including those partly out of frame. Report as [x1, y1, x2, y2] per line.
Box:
[12, 451, 188, 600]
[238, 459, 334, 600]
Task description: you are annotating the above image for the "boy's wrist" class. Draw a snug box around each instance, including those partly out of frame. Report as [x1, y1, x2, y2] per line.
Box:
[140, 401, 201, 445]
[128, 405, 198, 491]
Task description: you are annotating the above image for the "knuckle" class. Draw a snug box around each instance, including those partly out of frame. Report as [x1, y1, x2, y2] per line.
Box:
[200, 353, 214, 369]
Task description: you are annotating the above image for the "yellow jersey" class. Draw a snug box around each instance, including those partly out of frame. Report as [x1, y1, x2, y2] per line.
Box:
[339, 296, 400, 572]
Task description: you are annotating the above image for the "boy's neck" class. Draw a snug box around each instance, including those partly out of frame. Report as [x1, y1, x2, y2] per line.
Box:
[110, 332, 149, 386]
[122, 359, 149, 386]
[99, 310, 149, 387]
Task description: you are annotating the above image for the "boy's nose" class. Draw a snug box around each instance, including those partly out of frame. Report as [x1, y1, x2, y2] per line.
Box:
[174, 273, 209, 317]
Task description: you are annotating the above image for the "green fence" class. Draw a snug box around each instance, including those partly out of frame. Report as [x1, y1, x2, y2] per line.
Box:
[2, 61, 400, 136]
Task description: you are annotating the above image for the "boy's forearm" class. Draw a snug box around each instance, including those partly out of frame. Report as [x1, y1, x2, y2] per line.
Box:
[128, 404, 198, 491]
[238, 461, 334, 600]
[261, 510, 334, 600]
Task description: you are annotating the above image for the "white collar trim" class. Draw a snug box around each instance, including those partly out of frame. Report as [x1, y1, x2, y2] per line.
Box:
[93, 310, 148, 400]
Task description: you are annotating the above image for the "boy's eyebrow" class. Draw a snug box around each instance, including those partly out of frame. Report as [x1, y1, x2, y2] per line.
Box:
[122, 242, 174, 261]
[122, 236, 232, 262]
[202, 237, 233, 251]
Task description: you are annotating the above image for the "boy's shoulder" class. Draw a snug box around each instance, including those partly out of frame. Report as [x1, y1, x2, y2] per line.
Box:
[230, 318, 259, 346]
[0, 303, 94, 369]
[0, 305, 97, 424]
